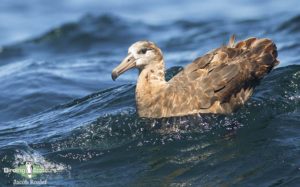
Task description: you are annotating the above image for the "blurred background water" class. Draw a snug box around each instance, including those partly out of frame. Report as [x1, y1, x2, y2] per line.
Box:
[0, 0, 300, 186]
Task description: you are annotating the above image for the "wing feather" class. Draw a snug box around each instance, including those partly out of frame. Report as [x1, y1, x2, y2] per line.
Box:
[167, 37, 279, 111]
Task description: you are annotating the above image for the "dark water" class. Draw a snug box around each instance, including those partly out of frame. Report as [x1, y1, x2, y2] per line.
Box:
[0, 1, 300, 186]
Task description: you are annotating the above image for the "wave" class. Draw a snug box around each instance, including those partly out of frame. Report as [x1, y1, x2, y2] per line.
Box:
[0, 14, 148, 64]
[277, 14, 300, 33]
[0, 62, 299, 186]
[0, 65, 298, 149]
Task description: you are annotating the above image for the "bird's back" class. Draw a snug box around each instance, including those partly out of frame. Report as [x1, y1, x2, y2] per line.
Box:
[162, 37, 279, 116]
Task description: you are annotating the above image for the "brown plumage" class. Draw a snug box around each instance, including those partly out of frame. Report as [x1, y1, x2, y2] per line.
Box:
[112, 36, 279, 118]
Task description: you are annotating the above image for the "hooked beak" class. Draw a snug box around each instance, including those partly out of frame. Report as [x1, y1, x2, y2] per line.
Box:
[112, 54, 136, 81]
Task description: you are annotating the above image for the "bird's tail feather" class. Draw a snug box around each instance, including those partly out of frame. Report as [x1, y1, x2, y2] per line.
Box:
[228, 34, 236, 48]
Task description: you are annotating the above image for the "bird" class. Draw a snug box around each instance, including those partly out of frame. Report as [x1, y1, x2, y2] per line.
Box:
[111, 36, 279, 118]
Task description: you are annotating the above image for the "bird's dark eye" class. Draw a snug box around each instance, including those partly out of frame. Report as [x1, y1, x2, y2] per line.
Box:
[140, 48, 147, 54]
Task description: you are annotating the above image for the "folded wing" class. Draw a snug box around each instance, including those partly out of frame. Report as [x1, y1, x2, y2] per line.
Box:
[166, 36, 279, 114]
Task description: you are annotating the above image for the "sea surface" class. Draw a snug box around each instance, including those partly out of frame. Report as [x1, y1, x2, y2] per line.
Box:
[0, 0, 300, 186]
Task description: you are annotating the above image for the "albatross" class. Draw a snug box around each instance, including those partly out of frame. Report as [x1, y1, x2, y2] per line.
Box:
[111, 36, 279, 118]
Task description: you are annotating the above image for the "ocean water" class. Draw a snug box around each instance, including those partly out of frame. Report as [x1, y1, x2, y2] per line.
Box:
[0, 0, 300, 186]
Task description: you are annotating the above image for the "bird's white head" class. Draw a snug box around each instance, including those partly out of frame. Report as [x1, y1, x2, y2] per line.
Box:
[112, 40, 163, 80]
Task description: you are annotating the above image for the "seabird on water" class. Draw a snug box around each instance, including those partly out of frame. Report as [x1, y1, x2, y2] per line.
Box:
[112, 36, 279, 118]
